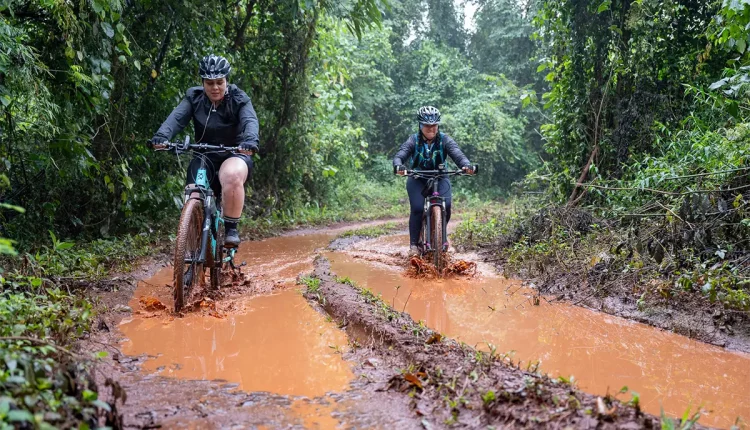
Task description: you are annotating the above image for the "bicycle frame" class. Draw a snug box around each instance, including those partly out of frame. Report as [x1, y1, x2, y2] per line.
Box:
[158, 138, 243, 270]
[182, 157, 222, 267]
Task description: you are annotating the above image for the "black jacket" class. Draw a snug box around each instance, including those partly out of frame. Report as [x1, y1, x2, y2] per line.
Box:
[393, 132, 470, 170]
[153, 84, 259, 151]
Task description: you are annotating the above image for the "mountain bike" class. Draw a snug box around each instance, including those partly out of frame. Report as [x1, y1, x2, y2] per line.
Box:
[155, 137, 246, 312]
[401, 164, 478, 274]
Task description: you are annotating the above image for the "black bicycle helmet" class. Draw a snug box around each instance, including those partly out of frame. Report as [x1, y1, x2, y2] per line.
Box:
[417, 106, 441, 125]
[199, 54, 231, 79]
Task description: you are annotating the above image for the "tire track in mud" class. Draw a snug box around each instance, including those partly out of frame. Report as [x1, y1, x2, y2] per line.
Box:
[304, 256, 676, 430]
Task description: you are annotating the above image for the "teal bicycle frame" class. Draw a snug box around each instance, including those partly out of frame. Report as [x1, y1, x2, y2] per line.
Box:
[159, 138, 244, 273]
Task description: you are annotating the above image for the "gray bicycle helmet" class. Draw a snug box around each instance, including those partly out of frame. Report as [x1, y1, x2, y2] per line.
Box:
[417, 106, 441, 125]
[199, 54, 231, 79]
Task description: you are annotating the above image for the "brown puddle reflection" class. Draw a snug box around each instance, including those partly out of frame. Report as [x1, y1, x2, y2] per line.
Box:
[120, 231, 354, 398]
[236, 233, 339, 283]
[120, 288, 352, 397]
[327, 246, 750, 429]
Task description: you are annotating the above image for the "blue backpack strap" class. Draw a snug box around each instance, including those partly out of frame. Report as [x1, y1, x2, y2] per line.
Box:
[437, 132, 445, 164]
[411, 133, 421, 169]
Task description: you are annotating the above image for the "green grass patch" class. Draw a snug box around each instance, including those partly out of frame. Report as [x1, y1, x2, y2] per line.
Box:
[338, 222, 401, 239]
[299, 275, 321, 293]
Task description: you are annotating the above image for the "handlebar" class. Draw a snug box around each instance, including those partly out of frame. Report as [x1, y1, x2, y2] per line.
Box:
[151, 136, 249, 154]
[397, 164, 480, 177]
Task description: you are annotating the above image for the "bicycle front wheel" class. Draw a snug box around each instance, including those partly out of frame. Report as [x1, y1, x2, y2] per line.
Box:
[430, 205, 444, 274]
[173, 198, 204, 312]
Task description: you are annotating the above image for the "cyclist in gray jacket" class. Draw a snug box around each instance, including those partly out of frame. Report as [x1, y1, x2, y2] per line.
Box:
[393, 106, 475, 257]
[150, 54, 258, 248]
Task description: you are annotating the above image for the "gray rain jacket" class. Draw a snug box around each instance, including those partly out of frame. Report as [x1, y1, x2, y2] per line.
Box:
[393, 132, 470, 170]
[153, 84, 260, 151]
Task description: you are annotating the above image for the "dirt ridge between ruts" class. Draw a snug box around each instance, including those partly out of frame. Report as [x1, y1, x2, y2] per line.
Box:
[305, 256, 708, 430]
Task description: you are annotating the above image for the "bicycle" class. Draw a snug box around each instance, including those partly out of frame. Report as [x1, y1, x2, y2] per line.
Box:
[399, 163, 479, 274]
[155, 137, 247, 312]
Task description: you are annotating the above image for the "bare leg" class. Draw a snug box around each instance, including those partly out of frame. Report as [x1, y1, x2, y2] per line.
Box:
[218, 158, 248, 218]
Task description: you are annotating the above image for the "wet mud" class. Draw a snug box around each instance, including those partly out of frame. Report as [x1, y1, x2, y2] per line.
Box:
[328, 234, 750, 429]
[306, 256, 669, 429]
[85, 220, 748, 429]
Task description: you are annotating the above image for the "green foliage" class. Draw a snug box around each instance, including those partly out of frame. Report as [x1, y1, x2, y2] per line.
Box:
[674, 261, 750, 311]
[17, 232, 160, 279]
[452, 198, 537, 247]
[470, 0, 538, 86]
[533, 0, 730, 202]
[0, 0, 390, 249]
[660, 405, 702, 430]
[0, 288, 113, 428]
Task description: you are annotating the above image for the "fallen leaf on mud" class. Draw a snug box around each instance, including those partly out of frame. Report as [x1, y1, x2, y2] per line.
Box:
[209, 311, 225, 319]
[363, 358, 380, 368]
[138, 296, 166, 312]
[425, 333, 442, 344]
[403, 373, 423, 389]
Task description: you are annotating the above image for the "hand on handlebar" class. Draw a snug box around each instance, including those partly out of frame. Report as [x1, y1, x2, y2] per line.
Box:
[394, 165, 407, 176]
[462, 164, 479, 175]
[239, 142, 258, 156]
[148, 137, 168, 150]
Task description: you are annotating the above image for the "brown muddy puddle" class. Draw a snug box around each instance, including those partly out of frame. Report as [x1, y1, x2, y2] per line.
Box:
[119, 230, 354, 399]
[327, 234, 750, 429]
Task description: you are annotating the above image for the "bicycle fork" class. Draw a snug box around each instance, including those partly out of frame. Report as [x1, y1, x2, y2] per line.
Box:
[423, 193, 448, 252]
[197, 192, 215, 265]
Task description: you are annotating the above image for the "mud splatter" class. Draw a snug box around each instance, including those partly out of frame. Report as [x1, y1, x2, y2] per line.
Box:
[406, 255, 478, 279]
[138, 296, 167, 312]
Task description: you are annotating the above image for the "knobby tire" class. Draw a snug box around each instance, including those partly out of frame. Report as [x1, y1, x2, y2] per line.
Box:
[173, 199, 204, 312]
[431, 205, 444, 275]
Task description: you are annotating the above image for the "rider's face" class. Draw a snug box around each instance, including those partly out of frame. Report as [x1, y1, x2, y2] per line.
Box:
[203, 78, 227, 103]
[421, 124, 438, 141]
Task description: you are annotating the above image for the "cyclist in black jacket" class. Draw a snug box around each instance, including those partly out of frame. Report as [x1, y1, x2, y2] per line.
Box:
[393, 106, 475, 257]
[150, 54, 259, 248]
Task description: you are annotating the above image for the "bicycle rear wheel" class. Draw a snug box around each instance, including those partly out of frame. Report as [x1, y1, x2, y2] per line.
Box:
[430, 205, 444, 274]
[173, 198, 204, 312]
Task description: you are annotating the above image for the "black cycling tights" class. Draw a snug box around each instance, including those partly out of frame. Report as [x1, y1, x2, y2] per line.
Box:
[406, 176, 452, 245]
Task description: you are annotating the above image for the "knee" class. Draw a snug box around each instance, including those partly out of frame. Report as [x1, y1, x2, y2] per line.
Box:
[220, 166, 247, 189]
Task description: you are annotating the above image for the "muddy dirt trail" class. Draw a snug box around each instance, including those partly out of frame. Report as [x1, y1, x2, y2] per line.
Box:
[89, 221, 749, 429]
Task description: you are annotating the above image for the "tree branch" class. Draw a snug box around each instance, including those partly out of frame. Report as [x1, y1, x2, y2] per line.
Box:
[232, 0, 258, 51]
[147, 20, 175, 92]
